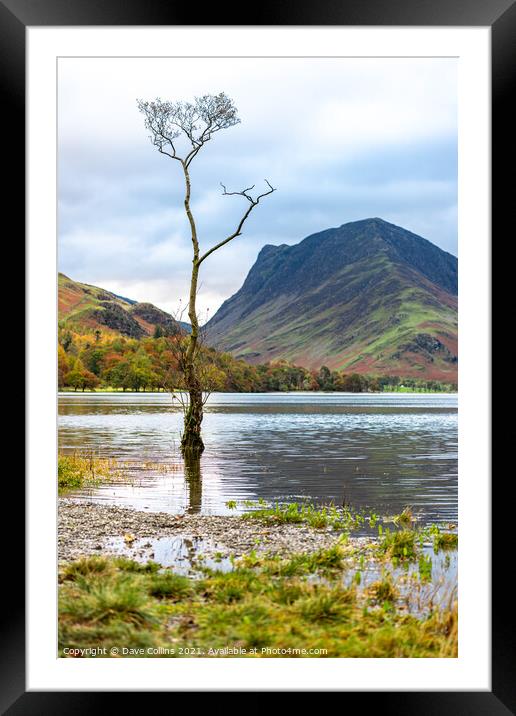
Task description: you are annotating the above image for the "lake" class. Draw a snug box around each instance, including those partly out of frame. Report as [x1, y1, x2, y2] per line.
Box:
[58, 391, 457, 525]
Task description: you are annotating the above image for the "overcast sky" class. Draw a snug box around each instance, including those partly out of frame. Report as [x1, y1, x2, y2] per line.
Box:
[58, 57, 457, 318]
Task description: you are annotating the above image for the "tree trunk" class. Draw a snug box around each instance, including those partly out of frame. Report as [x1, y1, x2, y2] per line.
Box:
[181, 380, 204, 454]
[180, 163, 205, 456]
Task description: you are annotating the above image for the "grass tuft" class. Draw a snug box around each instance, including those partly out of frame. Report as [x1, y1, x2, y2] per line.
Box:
[241, 501, 375, 532]
[60, 575, 154, 626]
[379, 530, 417, 561]
[367, 577, 398, 606]
[297, 588, 354, 622]
[433, 532, 458, 552]
[113, 557, 161, 573]
[60, 556, 112, 582]
[147, 572, 193, 600]
[58, 451, 120, 491]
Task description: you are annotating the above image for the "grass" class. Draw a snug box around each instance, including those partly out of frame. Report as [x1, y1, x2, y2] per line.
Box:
[59, 575, 154, 626]
[367, 577, 398, 606]
[58, 451, 121, 491]
[390, 506, 416, 527]
[147, 573, 193, 600]
[296, 588, 353, 622]
[58, 499, 458, 658]
[60, 555, 112, 581]
[59, 538, 458, 658]
[418, 554, 433, 582]
[241, 501, 381, 532]
[379, 530, 418, 561]
[433, 532, 458, 552]
[58, 452, 180, 492]
[238, 540, 349, 578]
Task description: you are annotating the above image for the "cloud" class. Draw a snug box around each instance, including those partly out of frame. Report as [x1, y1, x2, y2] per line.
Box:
[58, 57, 457, 316]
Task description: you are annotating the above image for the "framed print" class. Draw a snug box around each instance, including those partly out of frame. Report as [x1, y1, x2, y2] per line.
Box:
[3, 0, 509, 709]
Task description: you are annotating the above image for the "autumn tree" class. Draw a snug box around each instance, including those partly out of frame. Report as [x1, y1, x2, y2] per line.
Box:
[138, 93, 275, 455]
[58, 345, 69, 389]
[341, 372, 366, 393]
[65, 359, 100, 392]
[317, 365, 334, 391]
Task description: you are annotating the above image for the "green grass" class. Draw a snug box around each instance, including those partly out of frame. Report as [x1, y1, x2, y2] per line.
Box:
[242, 541, 348, 578]
[58, 453, 182, 493]
[147, 572, 193, 600]
[58, 451, 121, 491]
[59, 574, 154, 626]
[241, 501, 380, 532]
[60, 555, 112, 581]
[433, 532, 458, 552]
[418, 554, 433, 582]
[379, 530, 418, 561]
[366, 576, 398, 606]
[59, 541, 458, 658]
[384, 506, 417, 527]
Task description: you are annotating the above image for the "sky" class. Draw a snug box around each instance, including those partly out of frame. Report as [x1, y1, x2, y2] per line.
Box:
[58, 57, 457, 318]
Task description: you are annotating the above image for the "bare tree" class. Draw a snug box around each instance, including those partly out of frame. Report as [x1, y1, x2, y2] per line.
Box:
[138, 93, 275, 456]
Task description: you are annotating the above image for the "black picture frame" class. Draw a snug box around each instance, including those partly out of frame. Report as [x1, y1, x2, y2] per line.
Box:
[4, 0, 505, 710]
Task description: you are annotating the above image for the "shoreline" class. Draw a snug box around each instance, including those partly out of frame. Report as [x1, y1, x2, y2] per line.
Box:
[58, 388, 457, 395]
[58, 498, 369, 565]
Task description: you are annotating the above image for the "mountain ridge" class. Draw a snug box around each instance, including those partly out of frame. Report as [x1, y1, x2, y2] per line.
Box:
[58, 273, 190, 338]
[204, 218, 458, 381]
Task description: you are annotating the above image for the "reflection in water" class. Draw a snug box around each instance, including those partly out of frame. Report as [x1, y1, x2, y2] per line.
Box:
[105, 535, 232, 573]
[58, 392, 458, 526]
[184, 453, 202, 513]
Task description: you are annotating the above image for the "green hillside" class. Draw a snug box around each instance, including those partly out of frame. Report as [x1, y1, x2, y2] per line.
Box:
[58, 273, 183, 339]
[204, 219, 458, 382]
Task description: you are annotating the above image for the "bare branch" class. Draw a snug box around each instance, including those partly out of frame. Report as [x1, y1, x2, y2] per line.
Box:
[220, 182, 256, 202]
[198, 180, 276, 265]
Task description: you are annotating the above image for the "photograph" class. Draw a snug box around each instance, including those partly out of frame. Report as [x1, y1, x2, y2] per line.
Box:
[0, 0, 503, 699]
[56, 55, 460, 659]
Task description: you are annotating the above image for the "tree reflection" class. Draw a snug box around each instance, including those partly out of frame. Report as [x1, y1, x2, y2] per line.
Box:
[184, 452, 202, 513]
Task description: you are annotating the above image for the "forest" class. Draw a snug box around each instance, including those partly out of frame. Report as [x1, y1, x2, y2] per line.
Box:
[58, 328, 457, 394]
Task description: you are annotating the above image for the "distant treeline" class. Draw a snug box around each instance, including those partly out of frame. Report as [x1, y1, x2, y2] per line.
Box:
[58, 329, 457, 394]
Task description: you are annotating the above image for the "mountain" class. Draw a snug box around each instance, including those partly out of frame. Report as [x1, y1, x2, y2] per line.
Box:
[204, 218, 458, 381]
[58, 273, 189, 338]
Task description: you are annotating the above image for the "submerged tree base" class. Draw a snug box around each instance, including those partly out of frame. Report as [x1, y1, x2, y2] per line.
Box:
[180, 394, 205, 457]
[180, 435, 205, 457]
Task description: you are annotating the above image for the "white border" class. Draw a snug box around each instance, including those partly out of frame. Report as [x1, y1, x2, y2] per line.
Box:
[27, 26, 490, 691]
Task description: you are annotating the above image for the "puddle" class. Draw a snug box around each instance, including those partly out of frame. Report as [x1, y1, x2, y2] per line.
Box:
[341, 543, 457, 616]
[105, 535, 233, 574]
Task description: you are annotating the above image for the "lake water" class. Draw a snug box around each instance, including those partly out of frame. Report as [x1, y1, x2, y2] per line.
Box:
[58, 392, 457, 525]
